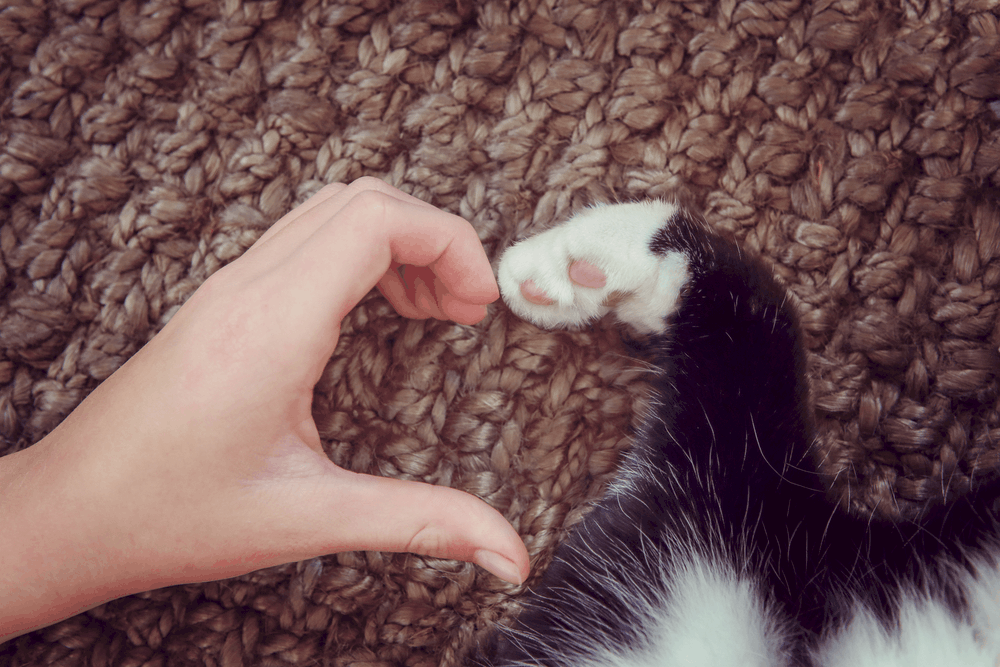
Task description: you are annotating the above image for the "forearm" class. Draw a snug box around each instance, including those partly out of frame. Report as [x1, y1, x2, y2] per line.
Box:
[0, 424, 144, 642]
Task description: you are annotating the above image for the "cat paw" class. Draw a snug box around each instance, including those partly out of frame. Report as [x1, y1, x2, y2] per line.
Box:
[497, 201, 691, 334]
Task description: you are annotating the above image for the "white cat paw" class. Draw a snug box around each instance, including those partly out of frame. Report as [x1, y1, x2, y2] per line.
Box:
[497, 201, 691, 334]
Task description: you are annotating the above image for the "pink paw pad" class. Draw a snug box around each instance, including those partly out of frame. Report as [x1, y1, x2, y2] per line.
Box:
[520, 261, 607, 306]
[520, 279, 554, 305]
[569, 260, 606, 288]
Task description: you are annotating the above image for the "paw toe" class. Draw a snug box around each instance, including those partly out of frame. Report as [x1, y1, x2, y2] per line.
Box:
[520, 279, 555, 306]
[568, 260, 606, 289]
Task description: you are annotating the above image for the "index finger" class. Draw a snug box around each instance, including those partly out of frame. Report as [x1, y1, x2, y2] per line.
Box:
[282, 189, 498, 331]
[250, 178, 443, 260]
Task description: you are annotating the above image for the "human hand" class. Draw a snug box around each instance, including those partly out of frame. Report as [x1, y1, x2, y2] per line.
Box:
[1, 178, 529, 639]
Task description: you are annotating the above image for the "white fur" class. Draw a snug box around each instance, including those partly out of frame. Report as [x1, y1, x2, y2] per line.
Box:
[813, 599, 989, 667]
[569, 557, 1000, 667]
[497, 201, 690, 334]
[813, 561, 1000, 667]
[570, 554, 792, 667]
[965, 557, 1000, 657]
[636, 558, 791, 667]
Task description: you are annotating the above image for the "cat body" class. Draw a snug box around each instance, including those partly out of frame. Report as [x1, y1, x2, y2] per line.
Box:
[476, 202, 1000, 667]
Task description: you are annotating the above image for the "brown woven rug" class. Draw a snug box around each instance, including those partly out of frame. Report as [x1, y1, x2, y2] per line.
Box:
[2, 0, 999, 664]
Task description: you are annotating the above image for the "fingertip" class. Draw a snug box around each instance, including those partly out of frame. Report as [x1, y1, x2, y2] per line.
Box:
[384, 480, 528, 579]
[425, 232, 499, 306]
[480, 275, 500, 304]
[475, 549, 529, 585]
[471, 268, 500, 305]
[486, 281, 501, 305]
[440, 292, 489, 325]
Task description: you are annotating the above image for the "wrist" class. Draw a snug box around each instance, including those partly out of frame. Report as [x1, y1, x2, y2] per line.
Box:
[0, 423, 147, 642]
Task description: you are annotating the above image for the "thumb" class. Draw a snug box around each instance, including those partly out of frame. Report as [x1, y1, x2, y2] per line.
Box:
[290, 468, 530, 585]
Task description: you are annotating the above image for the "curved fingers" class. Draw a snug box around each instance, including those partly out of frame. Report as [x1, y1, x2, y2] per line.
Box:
[289, 188, 498, 329]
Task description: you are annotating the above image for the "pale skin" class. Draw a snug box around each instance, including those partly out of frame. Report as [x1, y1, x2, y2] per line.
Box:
[0, 178, 539, 642]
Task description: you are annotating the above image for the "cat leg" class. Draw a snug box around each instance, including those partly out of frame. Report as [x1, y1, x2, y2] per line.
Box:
[497, 201, 691, 334]
[491, 200, 815, 667]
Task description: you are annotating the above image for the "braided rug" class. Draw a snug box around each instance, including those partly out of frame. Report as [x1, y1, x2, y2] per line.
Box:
[1, 0, 999, 664]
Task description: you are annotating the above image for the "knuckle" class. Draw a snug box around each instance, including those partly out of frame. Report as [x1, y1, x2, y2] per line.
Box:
[347, 188, 393, 221]
[406, 523, 449, 559]
[351, 175, 389, 192]
[314, 181, 347, 198]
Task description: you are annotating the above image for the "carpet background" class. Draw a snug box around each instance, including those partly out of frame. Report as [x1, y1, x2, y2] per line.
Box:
[1, 0, 999, 664]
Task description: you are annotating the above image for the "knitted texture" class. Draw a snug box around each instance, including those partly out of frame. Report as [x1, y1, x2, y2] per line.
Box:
[1, 0, 999, 664]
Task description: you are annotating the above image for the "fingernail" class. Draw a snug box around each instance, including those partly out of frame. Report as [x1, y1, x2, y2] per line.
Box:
[474, 550, 524, 585]
[413, 275, 436, 313]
